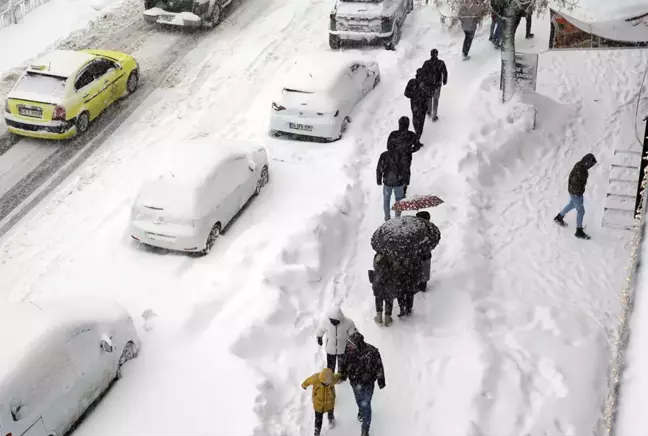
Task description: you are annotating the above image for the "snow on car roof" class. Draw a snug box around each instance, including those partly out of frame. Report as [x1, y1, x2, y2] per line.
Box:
[283, 53, 365, 93]
[27, 50, 95, 78]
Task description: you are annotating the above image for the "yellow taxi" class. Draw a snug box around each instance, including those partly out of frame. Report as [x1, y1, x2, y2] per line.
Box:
[4, 49, 140, 140]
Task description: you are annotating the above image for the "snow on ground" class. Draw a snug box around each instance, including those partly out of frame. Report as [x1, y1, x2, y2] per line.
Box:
[0, 0, 125, 76]
[0, 0, 644, 434]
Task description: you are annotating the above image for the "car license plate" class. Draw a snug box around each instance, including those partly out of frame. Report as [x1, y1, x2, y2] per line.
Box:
[146, 232, 175, 242]
[18, 106, 42, 118]
[289, 122, 313, 132]
[158, 14, 174, 22]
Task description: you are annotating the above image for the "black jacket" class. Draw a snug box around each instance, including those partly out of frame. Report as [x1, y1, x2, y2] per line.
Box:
[404, 78, 428, 107]
[342, 334, 386, 388]
[421, 58, 448, 89]
[568, 153, 597, 196]
[377, 142, 412, 187]
[370, 252, 423, 300]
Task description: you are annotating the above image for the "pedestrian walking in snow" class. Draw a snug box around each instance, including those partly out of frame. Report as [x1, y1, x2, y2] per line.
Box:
[490, 0, 504, 48]
[316, 307, 357, 373]
[404, 69, 429, 139]
[459, 3, 481, 60]
[369, 252, 401, 326]
[420, 49, 448, 122]
[514, 0, 535, 39]
[386, 116, 423, 197]
[339, 332, 386, 436]
[415, 211, 432, 293]
[394, 255, 423, 317]
[377, 121, 419, 221]
[302, 368, 342, 435]
[488, 11, 497, 41]
[554, 153, 597, 240]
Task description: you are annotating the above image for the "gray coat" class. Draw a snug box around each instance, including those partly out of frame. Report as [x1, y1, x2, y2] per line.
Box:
[460, 16, 478, 32]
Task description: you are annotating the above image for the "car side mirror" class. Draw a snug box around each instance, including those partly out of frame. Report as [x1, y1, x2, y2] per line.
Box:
[100, 334, 114, 353]
[115, 62, 123, 70]
[367, 69, 375, 76]
[248, 160, 256, 171]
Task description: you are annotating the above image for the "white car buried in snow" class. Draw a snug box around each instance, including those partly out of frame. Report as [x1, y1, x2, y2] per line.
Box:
[269, 54, 380, 142]
[0, 297, 139, 436]
[143, 0, 233, 28]
[329, 0, 413, 50]
[130, 139, 270, 256]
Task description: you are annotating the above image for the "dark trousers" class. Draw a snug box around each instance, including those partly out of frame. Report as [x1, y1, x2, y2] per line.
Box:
[351, 383, 375, 433]
[314, 410, 335, 435]
[462, 30, 475, 56]
[411, 102, 426, 139]
[375, 297, 393, 316]
[398, 292, 414, 313]
[514, 11, 532, 37]
[326, 353, 344, 373]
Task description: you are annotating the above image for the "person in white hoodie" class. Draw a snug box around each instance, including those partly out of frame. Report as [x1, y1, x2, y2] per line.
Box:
[316, 307, 357, 373]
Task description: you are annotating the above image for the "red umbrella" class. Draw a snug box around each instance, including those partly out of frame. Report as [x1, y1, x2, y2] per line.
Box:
[392, 194, 444, 212]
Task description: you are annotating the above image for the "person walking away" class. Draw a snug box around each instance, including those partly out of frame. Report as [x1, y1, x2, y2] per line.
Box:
[459, 4, 480, 60]
[488, 10, 497, 41]
[386, 116, 422, 196]
[490, 0, 505, 48]
[339, 332, 386, 436]
[316, 307, 357, 372]
[404, 70, 429, 139]
[302, 368, 341, 435]
[420, 49, 448, 122]
[415, 211, 432, 293]
[368, 252, 400, 326]
[554, 153, 597, 240]
[393, 254, 423, 317]
[514, 0, 535, 39]
[377, 136, 413, 221]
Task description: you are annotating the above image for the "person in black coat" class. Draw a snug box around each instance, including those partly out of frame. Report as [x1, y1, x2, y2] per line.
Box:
[369, 252, 400, 326]
[420, 49, 448, 121]
[339, 332, 385, 436]
[554, 153, 597, 240]
[404, 69, 428, 139]
[377, 117, 422, 220]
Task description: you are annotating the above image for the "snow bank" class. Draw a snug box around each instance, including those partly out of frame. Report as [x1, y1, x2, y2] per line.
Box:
[0, 0, 126, 76]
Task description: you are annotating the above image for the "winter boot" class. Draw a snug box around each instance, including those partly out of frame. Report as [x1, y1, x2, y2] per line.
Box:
[462, 54, 471, 61]
[432, 115, 439, 122]
[384, 315, 393, 326]
[526, 33, 535, 39]
[575, 227, 591, 240]
[314, 430, 320, 436]
[328, 417, 336, 429]
[374, 312, 383, 324]
[554, 214, 567, 227]
[361, 429, 370, 436]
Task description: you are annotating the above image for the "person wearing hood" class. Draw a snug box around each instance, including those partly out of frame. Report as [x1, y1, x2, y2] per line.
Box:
[316, 306, 357, 372]
[302, 367, 342, 435]
[404, 70, 429, 139]
[377, 121, 419, 221]
[554, 153, 597, 240]
[339, 332, 386, 436]
[420, 48, 448, 121]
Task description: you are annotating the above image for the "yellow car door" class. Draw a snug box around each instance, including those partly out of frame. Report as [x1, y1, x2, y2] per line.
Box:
[94, 58, 123, 108]
[73, 63, 103, 120]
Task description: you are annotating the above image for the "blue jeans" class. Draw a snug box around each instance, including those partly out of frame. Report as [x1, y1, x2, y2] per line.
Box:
[383, 185, 405, 221]
[493, 17, 504, 45]
[560, 194, 585, 228]
[351, 383, 375, 432]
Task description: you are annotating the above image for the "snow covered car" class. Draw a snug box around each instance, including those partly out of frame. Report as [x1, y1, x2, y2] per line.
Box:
[143, 0, 232, 28]
[269, 54, 380, 141]
[329, 0, 413, 50]
[0, 297, 139, 436]
[4, 49, 139, 140]
[130, 139, 270, 255]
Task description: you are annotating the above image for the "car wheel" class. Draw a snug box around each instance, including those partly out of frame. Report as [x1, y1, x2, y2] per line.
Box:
[329, 34, 341, 50]
[385, 23, 401, 50]
[334, 116, 350, 140]
[76, 111, 90, 135]
[255, 166, 269, 194]
[126, 70, 139, 95]
[200, 223, 221, 256]
[116, 342, 136, 380]
[205, 4, 222, 28]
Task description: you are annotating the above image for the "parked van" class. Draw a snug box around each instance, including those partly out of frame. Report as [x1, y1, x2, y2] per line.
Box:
[129, 139, 270, 255]
[0, 298, 139, 436]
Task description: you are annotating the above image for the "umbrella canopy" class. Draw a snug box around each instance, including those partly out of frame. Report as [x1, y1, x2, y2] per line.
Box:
[371, 216, 441, 258]
[392, 195, 444, 212]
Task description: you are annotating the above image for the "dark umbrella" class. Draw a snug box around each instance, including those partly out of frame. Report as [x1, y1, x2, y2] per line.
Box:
[371, 215, 441, 258]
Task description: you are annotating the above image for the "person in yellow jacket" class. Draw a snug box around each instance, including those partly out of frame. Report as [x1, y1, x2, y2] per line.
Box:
[301, 367, 341, 435]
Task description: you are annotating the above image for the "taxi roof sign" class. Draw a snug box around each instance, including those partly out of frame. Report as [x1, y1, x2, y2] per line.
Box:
[28, 63, 49, 71]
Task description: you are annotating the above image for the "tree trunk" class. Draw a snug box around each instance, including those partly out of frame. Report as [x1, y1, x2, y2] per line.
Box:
[500, 1, 517, 102]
